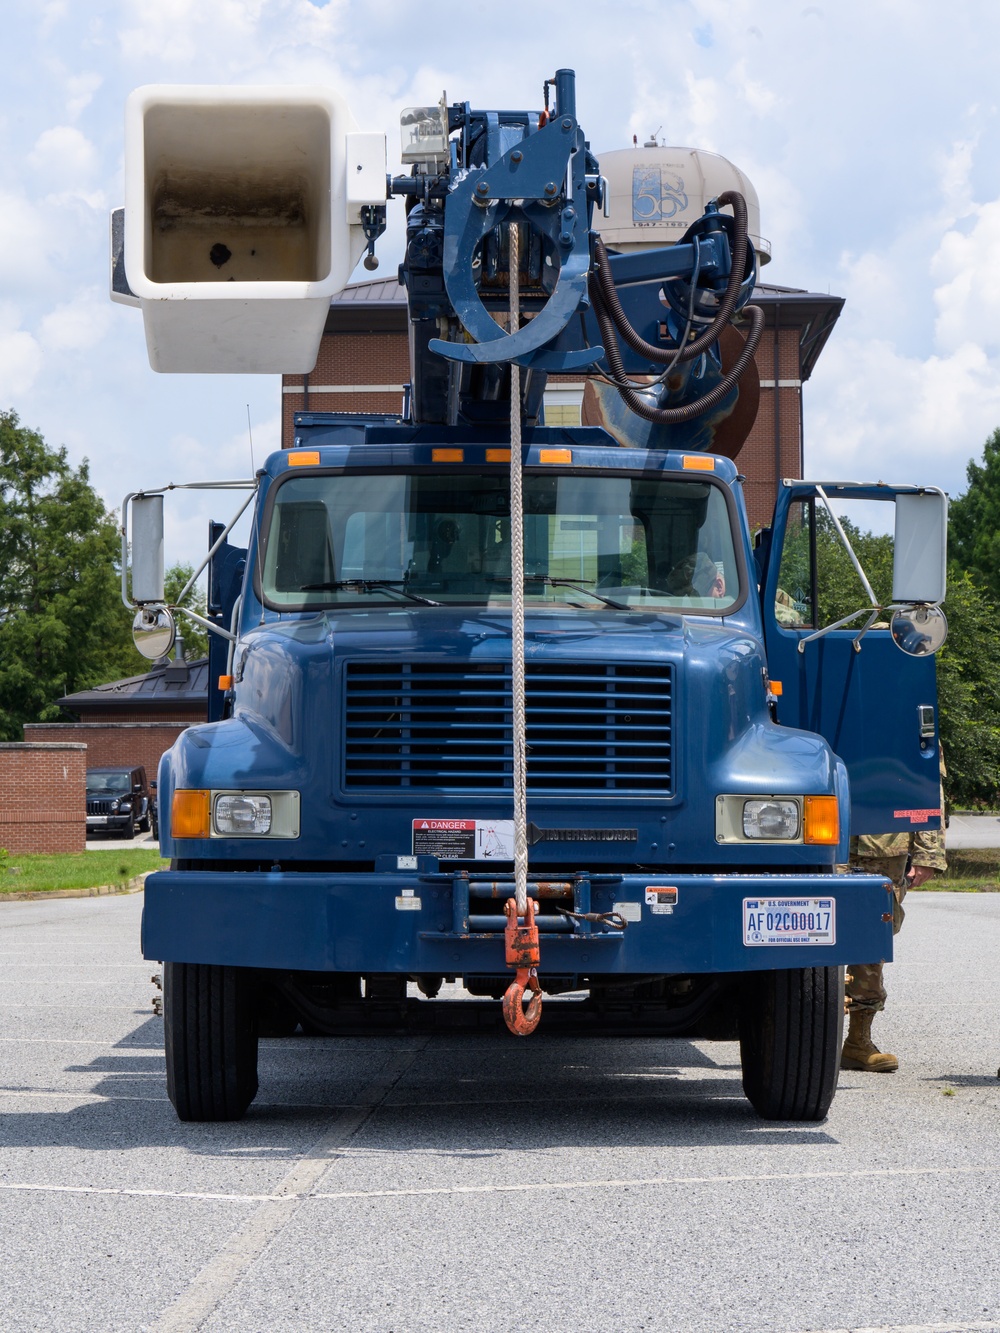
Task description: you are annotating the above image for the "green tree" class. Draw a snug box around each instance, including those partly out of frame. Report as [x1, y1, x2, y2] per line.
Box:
[0, 410, 139, 740]
[776, 506, 894, 627]
[935, 570, 1000, 809]
[949, 426, 1000, 602]
[776, 500, 1000, 808]
[163, 563, 209, 661]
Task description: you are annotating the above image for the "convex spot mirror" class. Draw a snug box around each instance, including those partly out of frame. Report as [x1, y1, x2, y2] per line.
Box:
[890, 604, 948, 657]
[132, 605, 176, 660]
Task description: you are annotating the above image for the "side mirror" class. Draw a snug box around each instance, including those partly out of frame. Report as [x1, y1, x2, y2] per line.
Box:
[131, 494, 165, 603]
[132, 605, 176, 660]
[893, 490, 947, 605]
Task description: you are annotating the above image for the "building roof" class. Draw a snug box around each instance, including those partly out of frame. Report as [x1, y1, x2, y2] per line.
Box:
[323, 278, 407, 333]
[751, 282, 846, 381]
[58, 658, 210, 712]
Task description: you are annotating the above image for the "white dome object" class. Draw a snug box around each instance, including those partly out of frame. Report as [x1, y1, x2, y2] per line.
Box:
[597, 145, 770, 263]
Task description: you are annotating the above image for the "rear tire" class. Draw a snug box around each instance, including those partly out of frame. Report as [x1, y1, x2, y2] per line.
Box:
[164, 962, 259, 1121]
[739, 966, 843, 1121]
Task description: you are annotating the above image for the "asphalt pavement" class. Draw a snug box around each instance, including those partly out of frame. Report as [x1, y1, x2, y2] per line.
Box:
[1, 891, 999, 1332]
[944, 814, 1000, 850]
[85, 831, 159, 852]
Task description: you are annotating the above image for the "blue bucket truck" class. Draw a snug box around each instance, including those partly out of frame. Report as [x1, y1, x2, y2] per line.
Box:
[111, 70, 947, 1121]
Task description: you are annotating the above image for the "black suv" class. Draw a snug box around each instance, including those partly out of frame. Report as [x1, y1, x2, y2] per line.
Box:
[85, 766, 152, 839]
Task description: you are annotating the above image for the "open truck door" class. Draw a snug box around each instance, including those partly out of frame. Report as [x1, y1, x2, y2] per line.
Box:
[760, 481, 948, 837]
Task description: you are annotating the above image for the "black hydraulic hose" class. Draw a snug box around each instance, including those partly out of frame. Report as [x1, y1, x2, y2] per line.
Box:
[592, 189, 751, 367]
[593, 280, 764, 424]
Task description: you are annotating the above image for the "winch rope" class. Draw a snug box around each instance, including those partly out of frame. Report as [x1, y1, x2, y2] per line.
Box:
[509, 221, 528, 917]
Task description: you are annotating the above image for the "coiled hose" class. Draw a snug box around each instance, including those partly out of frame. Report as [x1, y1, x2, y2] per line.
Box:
[590, 189, 763, 425]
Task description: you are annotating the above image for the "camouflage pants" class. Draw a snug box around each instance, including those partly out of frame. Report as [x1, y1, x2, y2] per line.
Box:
[844, 854, 908, 1014]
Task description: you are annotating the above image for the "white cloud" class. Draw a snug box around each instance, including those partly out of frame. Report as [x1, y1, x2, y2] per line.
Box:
[0, 191, 57, 291]
[65, 72, 103, 120]
[0, 306, 43, 401]
[37, 2, 69, 41]
[806, 332, 1000, 499]
[28, 125, 99, 186]
[116, 0, 348, 73]
[730, 58, 781, 119]
[39, 288, 113, 354]
[932, 199, 1000, 356]
[936, 134, 978, 220]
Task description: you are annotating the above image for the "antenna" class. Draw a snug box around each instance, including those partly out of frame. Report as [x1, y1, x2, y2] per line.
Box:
[246, 403, 256, 474]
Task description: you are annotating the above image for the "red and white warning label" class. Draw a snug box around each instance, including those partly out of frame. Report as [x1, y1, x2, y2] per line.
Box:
[412, 818, 514, 860]
[645, 886, 678, 915]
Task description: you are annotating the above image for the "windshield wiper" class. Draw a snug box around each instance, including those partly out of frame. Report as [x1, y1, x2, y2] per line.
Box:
[487, 574, 628, 610]
[299, 579, 441, 606]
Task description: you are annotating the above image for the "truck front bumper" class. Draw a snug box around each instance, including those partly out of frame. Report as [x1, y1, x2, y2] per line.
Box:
[141, 868, 894, 975]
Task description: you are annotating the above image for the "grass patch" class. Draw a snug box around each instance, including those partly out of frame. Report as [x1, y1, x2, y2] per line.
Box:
[0, 848, 167, 895]
[914, 846, 1000, 893]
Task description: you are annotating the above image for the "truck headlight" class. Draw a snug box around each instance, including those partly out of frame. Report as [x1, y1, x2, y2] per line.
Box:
[716, 794, 839, 845]
[743, 799, 800, 840]
[214, 794, 272, 835]
[195, 789, 301, 838]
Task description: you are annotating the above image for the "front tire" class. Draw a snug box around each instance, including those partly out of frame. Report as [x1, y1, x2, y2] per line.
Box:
[739, 966, 843, 1121]
[164, 962, 259, 1121]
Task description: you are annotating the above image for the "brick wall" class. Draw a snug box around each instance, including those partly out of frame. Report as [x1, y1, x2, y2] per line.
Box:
[0, 743, 87, 854]
[23, 723, 187, 780]
[283, 332, 412, 439]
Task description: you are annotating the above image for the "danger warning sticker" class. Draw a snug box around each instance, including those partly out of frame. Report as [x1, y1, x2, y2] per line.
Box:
[645, 886, 678, 915]
[412, 819, 515, 860]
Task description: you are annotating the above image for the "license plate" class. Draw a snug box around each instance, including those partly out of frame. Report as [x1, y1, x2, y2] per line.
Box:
[87, 816, 108, 824]
[743, 897, 835, 946]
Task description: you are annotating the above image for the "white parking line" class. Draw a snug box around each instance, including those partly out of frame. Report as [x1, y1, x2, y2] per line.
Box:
[0, 1037, 156, 1046]
[2, 1162, 996, 1207]
[0, 964, 153, 970]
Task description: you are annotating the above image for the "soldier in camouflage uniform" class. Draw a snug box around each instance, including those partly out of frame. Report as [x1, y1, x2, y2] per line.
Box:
[841, 819, 946, 1072]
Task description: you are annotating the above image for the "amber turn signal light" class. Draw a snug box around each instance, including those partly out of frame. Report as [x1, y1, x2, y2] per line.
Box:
[172, 789, 210, 839]
[803, 796, 839, 844]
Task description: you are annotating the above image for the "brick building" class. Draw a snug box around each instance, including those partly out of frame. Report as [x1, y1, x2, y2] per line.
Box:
[281, 277, 844, 531]
[24, 657, 210, 785]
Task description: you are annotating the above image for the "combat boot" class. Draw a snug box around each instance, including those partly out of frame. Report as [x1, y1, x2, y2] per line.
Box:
[841, 1009, 898, 1072]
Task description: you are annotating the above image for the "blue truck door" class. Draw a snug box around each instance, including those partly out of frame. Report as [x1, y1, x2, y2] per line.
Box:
[760, 482, 943, 837]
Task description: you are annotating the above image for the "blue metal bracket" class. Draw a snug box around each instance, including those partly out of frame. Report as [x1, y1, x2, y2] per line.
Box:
[428, 111, 602, 371]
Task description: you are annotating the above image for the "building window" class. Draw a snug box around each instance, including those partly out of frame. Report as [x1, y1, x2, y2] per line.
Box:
[542, 388, 584, 427]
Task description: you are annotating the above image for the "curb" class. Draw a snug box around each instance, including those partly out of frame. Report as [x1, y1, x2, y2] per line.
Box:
[0, 874, 149, 904]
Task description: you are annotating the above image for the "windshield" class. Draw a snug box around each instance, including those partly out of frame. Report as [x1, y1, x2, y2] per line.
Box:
[87, 773, 130, 793]
[259, 469, 740, 612]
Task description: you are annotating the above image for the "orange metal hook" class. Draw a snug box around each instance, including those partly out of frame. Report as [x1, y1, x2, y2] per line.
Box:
[502, 897, 543, 1036]
[503, 967, 542, 1036]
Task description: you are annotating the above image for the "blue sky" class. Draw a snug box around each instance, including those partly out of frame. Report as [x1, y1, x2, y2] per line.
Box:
[4, 0, 1000, 563]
